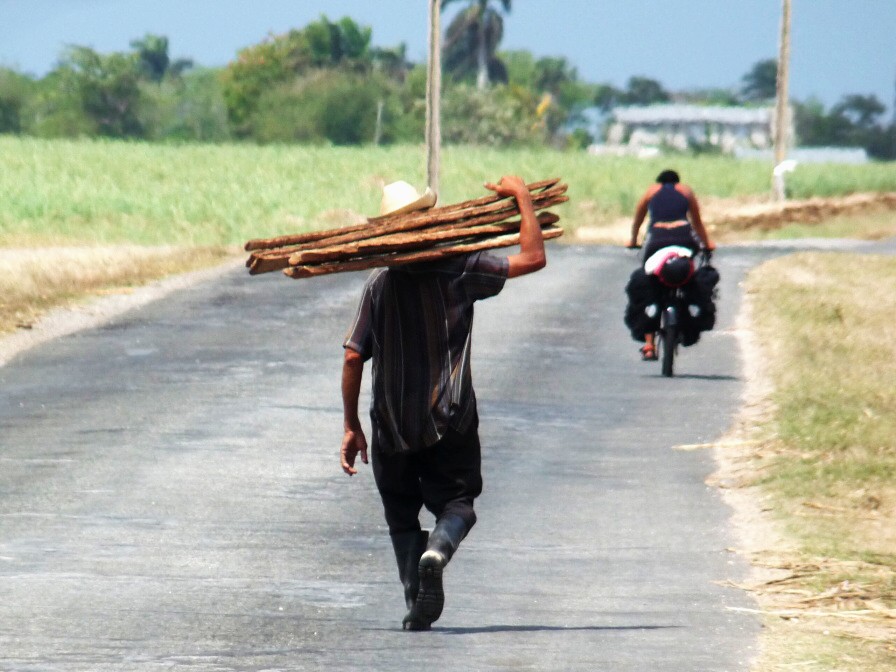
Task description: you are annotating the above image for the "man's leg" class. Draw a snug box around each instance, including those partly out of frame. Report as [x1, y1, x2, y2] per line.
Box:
[389, 529, 430, 630]
[372, 440, 430, 630]
[415, 422, 483, 626]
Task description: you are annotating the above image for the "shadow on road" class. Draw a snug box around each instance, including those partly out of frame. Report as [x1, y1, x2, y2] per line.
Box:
[638, 373, 740, 382]
[671, 373, 739, 381]
[432, 624, 682, 635]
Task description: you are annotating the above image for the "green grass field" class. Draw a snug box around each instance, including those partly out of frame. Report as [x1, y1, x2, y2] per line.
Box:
[3, 136, 896, 247]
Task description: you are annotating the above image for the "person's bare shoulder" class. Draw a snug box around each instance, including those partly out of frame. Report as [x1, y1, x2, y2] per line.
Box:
[675, 183, 696, 198]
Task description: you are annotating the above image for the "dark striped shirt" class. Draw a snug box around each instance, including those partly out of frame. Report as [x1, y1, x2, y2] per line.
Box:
[344, 252, 509, 455]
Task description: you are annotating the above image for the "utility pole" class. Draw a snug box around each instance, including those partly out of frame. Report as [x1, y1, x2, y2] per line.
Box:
[773, 0, 792, 201]
[426, 0, 442, 195]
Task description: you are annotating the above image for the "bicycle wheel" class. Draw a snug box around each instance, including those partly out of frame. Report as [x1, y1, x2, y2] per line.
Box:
[661, 323, 676, 377]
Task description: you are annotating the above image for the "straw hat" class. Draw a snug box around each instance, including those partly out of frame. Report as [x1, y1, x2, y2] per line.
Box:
[380, 181, 437, 216]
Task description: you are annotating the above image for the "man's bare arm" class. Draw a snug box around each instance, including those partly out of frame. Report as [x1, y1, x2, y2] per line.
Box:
[484, 175, 546, 278]
[341, 348, 368, 475]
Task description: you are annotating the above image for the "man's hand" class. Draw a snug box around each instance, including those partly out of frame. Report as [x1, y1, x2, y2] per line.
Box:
[341, 426, 368, 476]
[484, 175, 528, 199]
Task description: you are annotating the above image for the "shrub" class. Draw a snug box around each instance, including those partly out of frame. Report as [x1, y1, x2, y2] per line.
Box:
[442, 84, 540, 146]
[250, 70, 400, 145]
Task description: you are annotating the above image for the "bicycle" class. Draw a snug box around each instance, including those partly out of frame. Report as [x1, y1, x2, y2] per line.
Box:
[626, 245, 713, 378]
[654, 249, 712, 377]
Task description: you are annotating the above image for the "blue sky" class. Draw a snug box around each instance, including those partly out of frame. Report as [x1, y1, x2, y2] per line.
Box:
[1, 0, 894, 113]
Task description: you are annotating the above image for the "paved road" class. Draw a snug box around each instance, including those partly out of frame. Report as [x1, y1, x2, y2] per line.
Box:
[6, 240, 879, 671]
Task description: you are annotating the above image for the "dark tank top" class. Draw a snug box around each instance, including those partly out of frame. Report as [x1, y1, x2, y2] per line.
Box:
[648, 183, 689, 224]
[643, 183, 698, 258]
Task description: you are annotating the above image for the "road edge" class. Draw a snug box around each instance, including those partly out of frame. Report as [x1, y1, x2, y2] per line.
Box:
[0, 256, 244, 368]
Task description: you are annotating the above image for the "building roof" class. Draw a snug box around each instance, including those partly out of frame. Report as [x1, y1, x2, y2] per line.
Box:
[613, 105, 773, 125]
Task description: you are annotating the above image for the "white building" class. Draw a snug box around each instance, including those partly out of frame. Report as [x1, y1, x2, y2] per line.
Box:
[604, 104, 787, 155]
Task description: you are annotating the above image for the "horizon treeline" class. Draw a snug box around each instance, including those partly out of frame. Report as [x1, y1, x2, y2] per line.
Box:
[0, 15, 893, 159]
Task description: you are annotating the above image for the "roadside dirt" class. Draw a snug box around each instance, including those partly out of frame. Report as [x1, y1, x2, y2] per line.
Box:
[575, 191, 896, 244]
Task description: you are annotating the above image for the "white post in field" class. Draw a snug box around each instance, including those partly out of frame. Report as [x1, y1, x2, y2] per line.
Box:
[426, 0, 442, 195]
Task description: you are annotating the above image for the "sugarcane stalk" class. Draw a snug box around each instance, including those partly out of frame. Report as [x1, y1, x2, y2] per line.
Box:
[245, 189, 567, 273]
[291, 212, 561, 265]
[244, 178, 563, 251]
[248, 193, 567, 270]
[283, 226, 564, 279]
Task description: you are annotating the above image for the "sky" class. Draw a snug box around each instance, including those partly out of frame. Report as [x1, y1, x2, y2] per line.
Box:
[1, 0, 894, 114]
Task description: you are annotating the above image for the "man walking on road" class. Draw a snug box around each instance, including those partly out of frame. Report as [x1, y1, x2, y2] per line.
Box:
[340, 175, 548, 630]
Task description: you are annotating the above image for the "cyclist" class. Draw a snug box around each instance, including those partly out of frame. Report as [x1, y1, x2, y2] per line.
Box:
[625, 170, 716, 360]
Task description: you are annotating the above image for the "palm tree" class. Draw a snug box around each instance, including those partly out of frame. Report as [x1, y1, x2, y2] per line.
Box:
[130, 34, 193, 82]
[441, 0, 512, 90]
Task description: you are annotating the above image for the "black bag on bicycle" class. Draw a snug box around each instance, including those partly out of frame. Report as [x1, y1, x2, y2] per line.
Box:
[624, 267, 661, 342]
[680, 264, 720, 343]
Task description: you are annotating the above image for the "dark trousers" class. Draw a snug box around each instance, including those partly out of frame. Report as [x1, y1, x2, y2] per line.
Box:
[371, 419, 482, 536]
[643, 223, 700, 260]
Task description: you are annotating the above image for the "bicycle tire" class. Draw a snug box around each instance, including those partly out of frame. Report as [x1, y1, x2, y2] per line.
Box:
[661, 324, 675, 377]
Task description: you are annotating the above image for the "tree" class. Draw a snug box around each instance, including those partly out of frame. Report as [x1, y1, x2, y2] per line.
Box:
[131, 34, 170, 82]
[220, 16, 374, 135]
[53, 46, 144, 138]
[441, 84, 537, 145]
[593, 83, 622, 112]
[529, 56, 594, 143]
[371, 43, 413, 81]
[533, 56, 576, 95]
[130, 34, 194, 82]
[622, 76, 669, 106]
[138, 68, 231, 142]
[0, 68, 33, 133]
[741, 58, 778, 102]
[302, 15, 372, 66]
[832, 94, 886, 129]
[441, 0, 511, 89]
[502, 49, 536, 89]
[249, 70, 401, 145]
[794, 94, 895, 159]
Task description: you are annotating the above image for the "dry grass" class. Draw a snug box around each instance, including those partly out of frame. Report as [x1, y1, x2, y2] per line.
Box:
[0, 245, 237, 334]
[720, 252, 896, 671]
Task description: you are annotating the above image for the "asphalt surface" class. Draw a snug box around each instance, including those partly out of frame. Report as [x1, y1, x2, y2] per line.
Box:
[2, 240, 889, 671]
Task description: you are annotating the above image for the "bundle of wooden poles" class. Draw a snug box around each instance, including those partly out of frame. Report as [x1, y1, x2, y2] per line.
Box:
[244, 178, 568, 279]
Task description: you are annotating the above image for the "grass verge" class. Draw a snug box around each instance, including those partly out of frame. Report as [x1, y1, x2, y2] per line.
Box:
[734, 252, 896, 670]
[0, 245, 236, 335]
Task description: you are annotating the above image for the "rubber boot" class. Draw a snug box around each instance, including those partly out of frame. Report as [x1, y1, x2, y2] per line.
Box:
[390, 530, 430, 631]
[416, 513, 468, 627]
